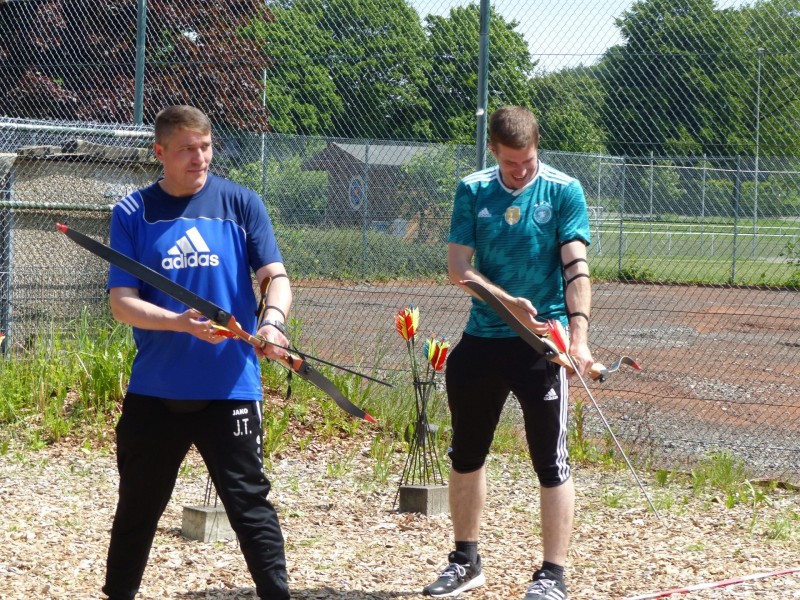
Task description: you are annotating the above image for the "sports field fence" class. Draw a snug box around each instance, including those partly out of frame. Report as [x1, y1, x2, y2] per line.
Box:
[0, 0, 798, 482]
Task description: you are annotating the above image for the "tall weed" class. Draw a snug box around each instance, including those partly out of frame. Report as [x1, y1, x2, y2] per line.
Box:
[0, 316, 133, 448]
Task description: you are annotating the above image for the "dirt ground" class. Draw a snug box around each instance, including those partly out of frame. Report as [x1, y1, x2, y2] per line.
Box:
[2, 281, 798, 599]
[292, 281, 800, 482]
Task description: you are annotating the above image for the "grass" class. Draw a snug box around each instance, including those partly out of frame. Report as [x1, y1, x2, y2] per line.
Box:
[271, 221, 799, 286]
[766, 511, 797, 541]
[0, 312, 133, 447]
[277, 225, 447, 281]
[592, 254, 799, 287]
[690, 450, 753, 503]
[0, 318, 796, 543]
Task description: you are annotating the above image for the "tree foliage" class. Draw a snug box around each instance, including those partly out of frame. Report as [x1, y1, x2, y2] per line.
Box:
[247, 5, 343, 136]
[598, 0, 735, 156]
[0, 0, 273, 128]
[258, 0, 433, 140]
[230, 152, 328, 226]
[425, 4, 536, 143]
[530, 67, 607, 154]
[3, 0, 800, 162]
[398, 144, 464, 241]
[596, 0, 800, 157]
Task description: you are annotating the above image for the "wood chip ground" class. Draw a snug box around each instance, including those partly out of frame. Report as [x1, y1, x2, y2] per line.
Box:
[1, 430, 799, 599]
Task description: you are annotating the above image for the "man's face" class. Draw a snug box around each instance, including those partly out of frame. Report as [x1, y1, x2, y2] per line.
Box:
[153, 128, 213, 197]
[490, 142, 538, 190]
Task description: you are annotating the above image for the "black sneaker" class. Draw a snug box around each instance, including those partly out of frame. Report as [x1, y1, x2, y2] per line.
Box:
[422, 551, 485, 597]
[523, 569, 568, 600]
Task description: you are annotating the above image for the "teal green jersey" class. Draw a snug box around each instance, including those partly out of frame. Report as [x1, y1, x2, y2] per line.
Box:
[449, 162, 590, 338]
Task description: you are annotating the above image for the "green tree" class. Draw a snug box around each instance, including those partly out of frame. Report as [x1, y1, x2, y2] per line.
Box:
[599, 0, 733, 157]
[737, 0, 800, 157]
[628, 160, 686, 217]
[261, 0, 432, 140]
[249, 4, 344, 135]
[599, 0, 800, 158]
[398, 144, 463, 242]
[230, 151, 328, 227]
[425, 4, 537, 143]
[529, 67, 608, 154]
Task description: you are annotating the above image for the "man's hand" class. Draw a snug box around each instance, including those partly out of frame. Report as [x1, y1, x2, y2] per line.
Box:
[567, 340, 594, 378]
[183, 310, 226, 345]
[254, 322, 289, 361]
[506, 296, 551, 337]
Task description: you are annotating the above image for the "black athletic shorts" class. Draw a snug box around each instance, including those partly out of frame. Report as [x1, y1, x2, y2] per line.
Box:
[445, 333, 571, 487]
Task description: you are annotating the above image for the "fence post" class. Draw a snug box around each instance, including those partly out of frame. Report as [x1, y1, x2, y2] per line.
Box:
[701, 154, 707, 256]
[649, 151, 654, 255]
[260, 70, 269, 207]
[361, 143, 370, 278]
[753, 48, 764, 259]
[134, 0, 147, 125]
[732, 156, 741, 283]
[0, 164, 14, 353]
[595, 156, 602, 255]
[618, 158, 626, 274]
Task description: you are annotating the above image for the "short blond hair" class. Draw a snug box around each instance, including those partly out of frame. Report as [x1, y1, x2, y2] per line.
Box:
[154, 105, 212, 145]
[489, 106, 540, 150]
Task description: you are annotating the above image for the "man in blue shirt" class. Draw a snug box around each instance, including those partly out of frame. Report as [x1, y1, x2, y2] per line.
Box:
[103, 105, 292, 600]
[423, 106, 593, 600]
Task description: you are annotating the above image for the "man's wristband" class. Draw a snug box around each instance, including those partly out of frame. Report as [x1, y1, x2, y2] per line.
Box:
[259, 318, 286, 335]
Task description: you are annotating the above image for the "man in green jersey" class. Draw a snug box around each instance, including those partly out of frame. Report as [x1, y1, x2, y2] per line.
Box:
[423, 106, 593, 600]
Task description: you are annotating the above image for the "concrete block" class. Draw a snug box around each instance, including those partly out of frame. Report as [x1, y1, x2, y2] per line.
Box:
[181, 505, 236, 542]
[398, 485, 449, 516]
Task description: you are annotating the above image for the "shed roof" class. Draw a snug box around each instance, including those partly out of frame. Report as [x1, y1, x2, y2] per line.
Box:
[303, 142, 428, 170]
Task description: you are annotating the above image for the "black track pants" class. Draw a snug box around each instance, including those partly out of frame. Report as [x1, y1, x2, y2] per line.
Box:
[445, 334, 571, 486]
[102, 394, 289, 600]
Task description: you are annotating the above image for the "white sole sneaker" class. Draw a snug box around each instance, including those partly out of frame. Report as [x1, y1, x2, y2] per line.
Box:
[426, 572, 486, 597]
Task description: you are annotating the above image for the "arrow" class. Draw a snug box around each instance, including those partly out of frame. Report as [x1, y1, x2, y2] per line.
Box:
[461, 278, 658, 520]
[57, 223, 377, 423]
[461, 279, 639, 381]
[623, 566, 800, 599]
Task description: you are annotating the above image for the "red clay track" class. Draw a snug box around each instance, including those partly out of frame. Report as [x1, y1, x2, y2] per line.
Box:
[292, 281, 800, 481]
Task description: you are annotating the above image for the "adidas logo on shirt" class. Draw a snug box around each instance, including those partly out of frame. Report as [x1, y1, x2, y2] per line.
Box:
[477, 207, 492, 218]
[161, 226, 220, 270]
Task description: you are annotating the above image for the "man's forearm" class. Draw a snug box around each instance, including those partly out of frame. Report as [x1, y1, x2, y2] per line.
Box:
[565, 277, 591, 346]
[109, 288, 184, 331]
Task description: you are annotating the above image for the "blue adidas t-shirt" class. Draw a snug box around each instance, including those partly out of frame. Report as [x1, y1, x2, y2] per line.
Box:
[107, 173, 283, 401]
[449, 162, 590, 337]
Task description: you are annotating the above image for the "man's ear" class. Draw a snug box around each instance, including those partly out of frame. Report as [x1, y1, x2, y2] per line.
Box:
[153, 143, 165, 162]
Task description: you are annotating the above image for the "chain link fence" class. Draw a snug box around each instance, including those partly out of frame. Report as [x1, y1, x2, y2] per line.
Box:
[1, 0, 798, 482]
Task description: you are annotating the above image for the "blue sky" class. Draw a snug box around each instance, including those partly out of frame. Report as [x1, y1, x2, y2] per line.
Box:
[412, 0, 633, 72]
[412, 0, 753, 72]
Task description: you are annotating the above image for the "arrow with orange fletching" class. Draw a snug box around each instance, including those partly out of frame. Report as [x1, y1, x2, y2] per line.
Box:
[57, 223, 378, 423]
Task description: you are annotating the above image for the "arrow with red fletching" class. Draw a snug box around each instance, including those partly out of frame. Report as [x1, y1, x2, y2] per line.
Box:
[461, 278, 659, 520]
[623, 567, 800, 599]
